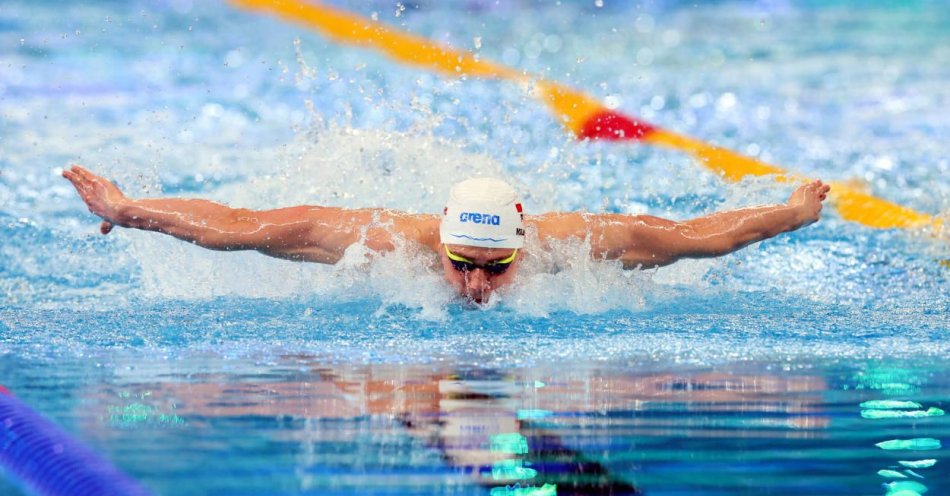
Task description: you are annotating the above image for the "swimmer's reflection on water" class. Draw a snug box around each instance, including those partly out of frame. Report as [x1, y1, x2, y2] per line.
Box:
[64, 165, 829, 304]
[86, 361, 829, 494]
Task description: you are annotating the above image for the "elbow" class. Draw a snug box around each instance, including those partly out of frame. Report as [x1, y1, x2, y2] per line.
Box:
[192, 233, 235, 251]
[200, 209, 262, 250]
[196, 224, 258, 251]
[710, 244, 737, 258]
[702, 237, 739, 257]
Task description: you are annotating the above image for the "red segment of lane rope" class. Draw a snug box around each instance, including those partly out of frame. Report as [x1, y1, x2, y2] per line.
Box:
[229, 0, 941, 231]
[578, 110, 656, 141]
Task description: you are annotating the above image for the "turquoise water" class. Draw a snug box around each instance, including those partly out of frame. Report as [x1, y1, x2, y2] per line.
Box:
[1, 0, 949, 494]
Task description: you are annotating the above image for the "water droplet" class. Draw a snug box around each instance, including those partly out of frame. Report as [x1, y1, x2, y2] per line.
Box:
[635, 15, 655, 33]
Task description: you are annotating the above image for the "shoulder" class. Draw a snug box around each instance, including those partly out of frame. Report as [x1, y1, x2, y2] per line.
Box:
[526, 212, 682, 259]
[372, 210, 441, 251]
[297, 207, 439, 247]
[526, 212, 639, 241]
[525, 212, 587, 238]
[525, 212, 610, 253]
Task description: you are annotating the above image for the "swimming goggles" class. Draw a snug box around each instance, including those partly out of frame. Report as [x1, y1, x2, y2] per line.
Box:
[445, 246, 518, 275]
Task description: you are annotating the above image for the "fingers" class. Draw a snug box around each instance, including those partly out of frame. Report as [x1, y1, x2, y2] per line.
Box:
[63, 164, 97, 185]
[62, 165, 103, 213]
[804, 179, 830, 201]
[63, 165, 121, 231]
[63, 164, 85, 178]
[817, 181, 830, 201]
[63, 165, 90, 189]
[69, 164, 93, 178]
[63, 165, 112, 201]
[62, 167, 79, 184]
[62, 168, 92, 202]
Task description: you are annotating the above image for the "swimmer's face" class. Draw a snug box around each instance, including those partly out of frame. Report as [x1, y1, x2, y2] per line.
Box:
[440, 244, 521, 304]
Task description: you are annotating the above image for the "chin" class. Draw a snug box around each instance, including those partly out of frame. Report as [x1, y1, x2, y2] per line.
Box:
[461, 292, 492, 305]
[466, 295, 486, 304]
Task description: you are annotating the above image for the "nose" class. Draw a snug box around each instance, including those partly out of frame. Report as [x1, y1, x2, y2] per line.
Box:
[463, 269, 492, 301]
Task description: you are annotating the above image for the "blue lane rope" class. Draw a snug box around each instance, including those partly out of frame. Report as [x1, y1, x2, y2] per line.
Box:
[0, 387, 153, 496]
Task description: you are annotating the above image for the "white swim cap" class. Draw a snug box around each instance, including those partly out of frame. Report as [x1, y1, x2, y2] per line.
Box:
[440, 178, 525, 249]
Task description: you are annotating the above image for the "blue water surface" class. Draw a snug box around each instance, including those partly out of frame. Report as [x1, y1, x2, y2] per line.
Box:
[1, 1, 949, 494]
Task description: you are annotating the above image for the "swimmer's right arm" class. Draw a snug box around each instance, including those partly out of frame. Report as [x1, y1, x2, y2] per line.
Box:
[63, 165, 431, 263]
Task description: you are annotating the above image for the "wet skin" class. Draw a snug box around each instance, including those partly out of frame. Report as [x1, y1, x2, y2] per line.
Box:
[439, 244, 521, 304]
[63, 164, 831, 304]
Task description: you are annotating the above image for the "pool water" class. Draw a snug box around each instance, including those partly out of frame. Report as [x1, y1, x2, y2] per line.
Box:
[1, 0, 948, 494]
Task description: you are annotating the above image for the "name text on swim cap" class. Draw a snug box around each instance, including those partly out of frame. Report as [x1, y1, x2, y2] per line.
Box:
[459, 212, 501, 225]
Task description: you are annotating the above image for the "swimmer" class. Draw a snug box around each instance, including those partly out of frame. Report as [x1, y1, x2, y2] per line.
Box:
[63, 165, 829, 303]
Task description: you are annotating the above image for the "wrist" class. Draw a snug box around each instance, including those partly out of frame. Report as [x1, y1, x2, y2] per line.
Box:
[786, 203, 809, 228]
[113, 200, 137, 227]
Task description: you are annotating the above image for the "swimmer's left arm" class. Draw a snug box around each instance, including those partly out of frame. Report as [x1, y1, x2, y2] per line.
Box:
[597, 180, 830, 268]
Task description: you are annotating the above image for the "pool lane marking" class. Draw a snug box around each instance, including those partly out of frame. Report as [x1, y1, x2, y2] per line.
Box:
[860, 400, 923, 409]
[229, 0, 943, 232]
[876, 438, 941, 451]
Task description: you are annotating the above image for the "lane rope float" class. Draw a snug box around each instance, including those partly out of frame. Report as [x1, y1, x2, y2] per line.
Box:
[229, 0, 942, 232]
[0, 387, 153, 496]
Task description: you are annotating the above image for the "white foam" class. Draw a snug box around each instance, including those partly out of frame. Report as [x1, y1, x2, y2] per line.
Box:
[124, 126, 513, 312]
[504, 235, 656, 317]
[121, 124, 718, 317]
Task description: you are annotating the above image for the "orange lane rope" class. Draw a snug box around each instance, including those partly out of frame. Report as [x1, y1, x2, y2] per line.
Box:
[230, 0, 941, 232]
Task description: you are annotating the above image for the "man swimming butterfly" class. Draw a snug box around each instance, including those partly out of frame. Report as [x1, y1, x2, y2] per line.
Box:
[64, 165, 829, 303]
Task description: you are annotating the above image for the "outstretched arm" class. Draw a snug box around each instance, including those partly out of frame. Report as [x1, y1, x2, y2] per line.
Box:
[581, 180, 830, 269]
[63, 165, 436, 264]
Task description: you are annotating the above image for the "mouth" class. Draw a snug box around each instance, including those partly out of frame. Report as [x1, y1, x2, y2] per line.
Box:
[464, 290, 490, 305]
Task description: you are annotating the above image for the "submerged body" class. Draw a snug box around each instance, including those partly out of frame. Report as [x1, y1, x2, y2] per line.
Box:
[63, 165, 829, 303]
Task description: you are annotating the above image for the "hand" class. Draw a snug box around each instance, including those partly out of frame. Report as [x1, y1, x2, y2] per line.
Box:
[787, 179, 830, 226]
[62, 165, 129, 234]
